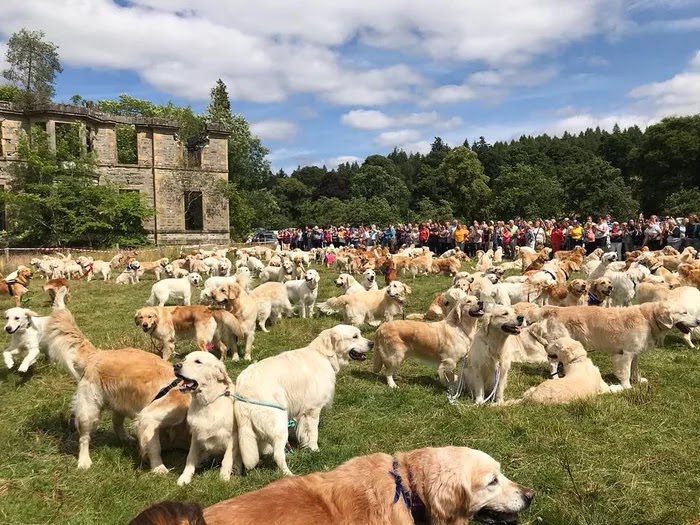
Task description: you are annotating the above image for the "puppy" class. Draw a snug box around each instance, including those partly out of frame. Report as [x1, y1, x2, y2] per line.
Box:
[3, 307, 48, 373]
[175, 351, 240, 486]
[519, 337, 623, 404]
[373, 296, 485, 388]
[462, 305, 525, 404]
[285, 269, 320, 318]
[235, 325, 372, 475]
[202, 446, 534, 525]
[318, 281, 411, 327]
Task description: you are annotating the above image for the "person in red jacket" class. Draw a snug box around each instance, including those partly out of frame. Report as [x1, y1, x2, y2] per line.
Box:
[418, 224, 429, 247]
[550, 222, 564, 253]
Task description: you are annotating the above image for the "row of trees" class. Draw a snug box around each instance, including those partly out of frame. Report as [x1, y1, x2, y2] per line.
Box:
[232, 116, 700, 233]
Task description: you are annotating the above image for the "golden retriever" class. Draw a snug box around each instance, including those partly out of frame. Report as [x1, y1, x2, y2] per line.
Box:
[636, 284, 700, 348]
[405, 286, 468, 321]
[430, 257, 461, 277]
[462, 305, 525, 404]
[174, 351, 240, 485]
[134, 306, 244, 361]
[202, 446, 534, 525]
[373, 296, 485, 389]
[318, 281, 412, 327]
[539, 301, 700, 388]
[518, 337, 622, 404]
[543, 279, 588, 306]
[41, 309, 189, 471]
[588, 277, 613, 306]
[235, 325, 372, 475]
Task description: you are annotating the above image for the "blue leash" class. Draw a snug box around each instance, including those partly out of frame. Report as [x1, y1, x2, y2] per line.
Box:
[218, 390, 297, 429]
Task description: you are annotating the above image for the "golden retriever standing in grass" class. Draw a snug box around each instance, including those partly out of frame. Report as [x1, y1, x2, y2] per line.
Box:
[540, 301, 700, 388]
[462, 305, 525, 404]
[201, 446, 534, 525]
[40, 309, 190, 471]
[174, 351, 240, 486]
[373, 296, 485, 388]
[542, 278, 588, 306]
[318, 281, 411, 327]
[134, 305, 244, 361]
[235, 325, 372, 476]
[518, 337, 623, 404]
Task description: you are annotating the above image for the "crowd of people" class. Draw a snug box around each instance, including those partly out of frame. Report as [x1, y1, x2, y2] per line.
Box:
[266, 213, 700, 259]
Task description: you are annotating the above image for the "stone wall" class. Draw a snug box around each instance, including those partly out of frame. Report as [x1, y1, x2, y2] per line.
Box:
[0, 102, 231, 245]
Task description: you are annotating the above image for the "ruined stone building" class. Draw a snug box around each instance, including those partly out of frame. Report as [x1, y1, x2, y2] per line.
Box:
[0, 102, 230, 245]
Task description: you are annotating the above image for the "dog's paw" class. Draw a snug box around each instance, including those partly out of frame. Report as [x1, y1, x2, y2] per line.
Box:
[151, 465, 169, 475]
[638, 377, 648, 384]
[608, 385, 625, 393]
[220, 472, 231, 482]
[77, 458, 93, 470]
[17, 364, 29, 373]
[4, 359, 14, 369]
[177, 475, 192, 486]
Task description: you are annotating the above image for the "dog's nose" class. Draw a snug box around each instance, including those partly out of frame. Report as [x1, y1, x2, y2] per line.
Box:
[367, 341, 374, 349]
[5, 326, 11, 332]
[517, 315, 525, 324]
[142, 323, 149, 329]
[477, 301, 484, 308]
[173, 362, 182, 371]
[522, 489, 535, 506]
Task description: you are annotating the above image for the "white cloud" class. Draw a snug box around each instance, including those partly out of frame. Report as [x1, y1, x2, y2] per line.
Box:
[628, 50, 700, 117]
[374, 129, 422, 147]
[341, 109, 462, 130]
[325, 155, 362, 168]
[0, 41, 8, 80]
[249, 119, 299, 141]
[0, 0, 625, 105]
[427, 84, 477, 105]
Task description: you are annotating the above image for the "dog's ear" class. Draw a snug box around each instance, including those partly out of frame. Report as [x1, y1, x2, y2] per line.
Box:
[404, 285, 412, 295]
[24, 309, 41, 317]
[215, 360, 233, 386]
[134, 312, 141, 326]
[483, 313, 493, 335]
[416, 451, 471, 524]
[656, 303, 675, 329]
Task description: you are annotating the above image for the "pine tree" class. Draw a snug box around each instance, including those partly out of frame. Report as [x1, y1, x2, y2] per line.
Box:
[2, 29, 63, 109]
[206, 79, 234, 129]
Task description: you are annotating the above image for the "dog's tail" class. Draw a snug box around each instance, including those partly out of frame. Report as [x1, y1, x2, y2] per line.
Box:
[41, 309, 98, 381]
[405, 312, 426, 320]
[316, 296, 345, 315]
[52, 286, 69, 310]
[146, 290, 156, 306]
[237, 414, 260, 471]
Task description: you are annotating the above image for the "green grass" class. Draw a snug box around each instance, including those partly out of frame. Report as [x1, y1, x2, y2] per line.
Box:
[1, 264, 700, 524]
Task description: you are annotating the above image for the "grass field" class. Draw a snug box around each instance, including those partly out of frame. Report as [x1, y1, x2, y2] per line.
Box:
[1, 258, 700, 525]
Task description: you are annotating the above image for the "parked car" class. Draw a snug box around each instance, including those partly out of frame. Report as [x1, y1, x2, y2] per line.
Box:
[249, 229, 278, 244]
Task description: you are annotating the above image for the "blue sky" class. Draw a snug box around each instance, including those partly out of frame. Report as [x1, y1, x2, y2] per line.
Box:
[2, 1, 699, 172]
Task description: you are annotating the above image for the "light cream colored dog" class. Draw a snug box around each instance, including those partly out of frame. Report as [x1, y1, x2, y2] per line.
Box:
[334, 272, 366, 294]
[462, 305, 525, 404]
[175, 351, 240, 486]
[235, 325, 373, 476]
[373, 296, 485, 388]
[636, 284, 700, 348]
[519, 337, 623, 404]
[405, 286, 468, 321]
[540, 301, 700, 388]
[318, 281, 411, 327]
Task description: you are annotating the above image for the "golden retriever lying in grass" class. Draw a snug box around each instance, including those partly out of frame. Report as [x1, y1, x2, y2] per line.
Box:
[373, 296, 485, 388]
[201, 446, 534, 525]
[41, 309, 190, 471]
[518, 337, 623, 404]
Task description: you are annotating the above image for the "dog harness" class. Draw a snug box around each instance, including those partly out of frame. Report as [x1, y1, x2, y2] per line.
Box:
[543, 269, 558, 282]
[587, 292, 603, 306]
[389, 457, 426, 523]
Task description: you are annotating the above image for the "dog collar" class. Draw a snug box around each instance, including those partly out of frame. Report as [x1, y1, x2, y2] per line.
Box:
[389, 457, 426, 523]
[543, 269, 557, 282]
[587, 292, 603, 306]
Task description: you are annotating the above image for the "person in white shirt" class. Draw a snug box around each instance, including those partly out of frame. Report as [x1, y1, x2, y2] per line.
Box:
[595, 216, 609, 249]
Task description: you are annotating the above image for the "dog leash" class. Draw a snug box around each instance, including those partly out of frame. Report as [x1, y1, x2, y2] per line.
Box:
[447, 357, 468, 404]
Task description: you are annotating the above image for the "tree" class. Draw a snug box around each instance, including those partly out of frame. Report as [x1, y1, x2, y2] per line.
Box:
[437, 145, 491, 220]
[206, 79, 233, 127]
[491, 163, 564, 219]
[0, 85, 21, 103]
[663, 189, 700, 217]
[3, 127, 152, 246]
[350, 165, 410, 212]
[2, 29, 63, 108]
